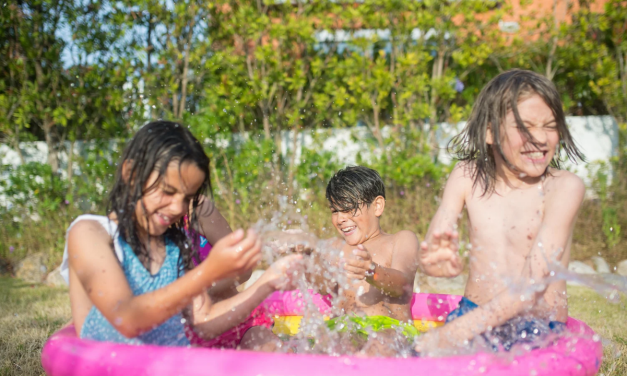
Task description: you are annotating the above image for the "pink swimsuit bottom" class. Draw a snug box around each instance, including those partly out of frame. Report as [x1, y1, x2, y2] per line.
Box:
[184, 234, 273, 349]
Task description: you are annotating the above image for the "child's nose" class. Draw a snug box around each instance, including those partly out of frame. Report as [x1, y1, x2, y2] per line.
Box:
[530, 128, 548, 144]
[170, 196, 188, 216]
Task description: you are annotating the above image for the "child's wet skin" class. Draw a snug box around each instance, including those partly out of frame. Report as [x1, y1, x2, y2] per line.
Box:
[417, 71, 586, 354]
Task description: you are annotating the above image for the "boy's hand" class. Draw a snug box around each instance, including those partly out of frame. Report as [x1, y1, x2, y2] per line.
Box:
[261, 254, 304, 291]
[201, 229, 262, 282]
[343, 244, 374, 280]
[419, 230, 463, 278]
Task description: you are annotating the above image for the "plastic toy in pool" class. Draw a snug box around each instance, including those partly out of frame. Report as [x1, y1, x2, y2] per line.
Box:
[41, 292, 602, 376]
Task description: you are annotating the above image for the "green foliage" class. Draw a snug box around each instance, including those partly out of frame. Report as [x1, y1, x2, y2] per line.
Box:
[0, 163, 67, 215]
[2, 0, 627, 267]
[356, 129, 448, 190]
[295, 132, 343, 192]
[591, 162, 622, 248]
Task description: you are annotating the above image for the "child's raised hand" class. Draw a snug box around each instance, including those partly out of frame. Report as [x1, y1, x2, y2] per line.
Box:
[419, 230, 463, 278]
[261, 254, 304, 291]
[343, 244, 374, 280]
[201, 229, 262, 282]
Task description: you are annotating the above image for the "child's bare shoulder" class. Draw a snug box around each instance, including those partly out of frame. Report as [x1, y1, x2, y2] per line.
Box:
[68, 219, 110, 241]
[451, 160, 476, 178]
[545, 169, 585, 199]
[391, 230, 420, 252]
[447, 162, 474, 188]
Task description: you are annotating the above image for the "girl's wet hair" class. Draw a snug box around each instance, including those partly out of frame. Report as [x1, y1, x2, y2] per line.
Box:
[326, 166, 385, 214]
[449, 69, 584, 195]
[107, 121, 211, 273]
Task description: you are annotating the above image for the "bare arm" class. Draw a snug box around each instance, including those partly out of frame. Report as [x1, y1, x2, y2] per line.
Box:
[195, 197, 232, 245]
[419, 164, 469, 277]
[68, 221, 261, 338]
[345, 231, 419, 298]
[189, 254, 303, 339]
[416, 174, 585, 353]
[194, 198, 252, 297]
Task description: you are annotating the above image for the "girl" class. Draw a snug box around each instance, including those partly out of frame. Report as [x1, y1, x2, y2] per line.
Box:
[61, 121, 301, 349]
[416, 70, 585, 354]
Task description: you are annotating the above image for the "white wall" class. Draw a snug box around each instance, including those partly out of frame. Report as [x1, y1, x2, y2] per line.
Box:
[1, 116, 619, 188]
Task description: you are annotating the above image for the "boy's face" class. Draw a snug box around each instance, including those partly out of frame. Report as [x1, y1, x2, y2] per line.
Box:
[492, 94, 559, 179]
[134, 161, 205, 237]
[330, 196, 385, 246]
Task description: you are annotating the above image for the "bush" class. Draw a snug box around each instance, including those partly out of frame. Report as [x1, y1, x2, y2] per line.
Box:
[2, 125, 626, 272]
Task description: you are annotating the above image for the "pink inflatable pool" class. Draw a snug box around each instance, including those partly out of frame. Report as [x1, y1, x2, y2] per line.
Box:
[41, 293, 602, 376]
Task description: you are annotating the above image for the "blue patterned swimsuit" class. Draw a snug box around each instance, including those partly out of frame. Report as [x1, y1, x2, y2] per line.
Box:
[446, 297, 565, 352]
[63, 215, 190, 347]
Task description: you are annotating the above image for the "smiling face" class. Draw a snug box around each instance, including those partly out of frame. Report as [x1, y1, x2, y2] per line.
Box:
[491, 94, 560, 180]
[330, 196, 385, 246]
[134, 161, 205, 237]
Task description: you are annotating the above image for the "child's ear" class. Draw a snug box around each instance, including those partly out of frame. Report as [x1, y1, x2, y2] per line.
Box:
[121, 160, 133, 182]
[374, 196, 385, 217]
[486, 125, 493, 145]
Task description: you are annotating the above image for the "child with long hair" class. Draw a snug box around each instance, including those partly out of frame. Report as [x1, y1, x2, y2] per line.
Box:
[416, 70, 585, 354]
[61, 121, 301, 349]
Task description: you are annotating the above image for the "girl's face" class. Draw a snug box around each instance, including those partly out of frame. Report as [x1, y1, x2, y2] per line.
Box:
[492, 94, 560, 180]
[135, 161, 205, 237]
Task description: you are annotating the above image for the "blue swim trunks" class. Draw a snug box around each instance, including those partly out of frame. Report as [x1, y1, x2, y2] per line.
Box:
[446, 297, 566, 352]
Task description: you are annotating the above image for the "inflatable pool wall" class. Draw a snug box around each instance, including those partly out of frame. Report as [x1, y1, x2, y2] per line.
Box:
[42, 292, 602, 376]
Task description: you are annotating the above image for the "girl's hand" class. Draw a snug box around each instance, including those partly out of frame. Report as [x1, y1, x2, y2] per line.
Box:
[201, 229, 261, 282]
[343, 245, 374, 280]
[261, 254, 304, 291]
[419, 230, 463, 278]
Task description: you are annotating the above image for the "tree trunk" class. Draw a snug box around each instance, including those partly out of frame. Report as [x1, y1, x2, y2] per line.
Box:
[178, 19, 194, 119]
[619, 50, 627, 123]
[43, 120, 58, 174]
[66, 139, 75, 196]
[429, 49, 445, 157]
[262, 111, 271, 139]
[286, 126, 300, 203]
[546, 0, 559, 81]
[12, 123, 25, 165]
[370, 97, 385, 152]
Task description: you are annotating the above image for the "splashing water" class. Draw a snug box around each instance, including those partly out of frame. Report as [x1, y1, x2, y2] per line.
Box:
[243, 207, 626, 360]
[250, 210, 417, 357]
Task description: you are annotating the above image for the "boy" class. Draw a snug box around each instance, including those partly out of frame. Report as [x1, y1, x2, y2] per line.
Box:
[314, 166, 420, 356]
[416, 70, 585, 355]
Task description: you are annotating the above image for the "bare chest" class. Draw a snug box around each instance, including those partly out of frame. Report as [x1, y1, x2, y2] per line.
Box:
[466, 188, 545, 255]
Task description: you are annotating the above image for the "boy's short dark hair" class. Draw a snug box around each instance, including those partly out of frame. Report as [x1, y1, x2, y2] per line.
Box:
[326, 166, 385, 213]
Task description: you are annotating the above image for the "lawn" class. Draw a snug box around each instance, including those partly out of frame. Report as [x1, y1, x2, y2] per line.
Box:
[0, 277, 625, 376]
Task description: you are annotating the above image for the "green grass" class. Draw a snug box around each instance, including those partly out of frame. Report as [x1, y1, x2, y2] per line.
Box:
[568, 286, 627, 376]
[0, 278, 71, 376]
[0, 279, 625, 375]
